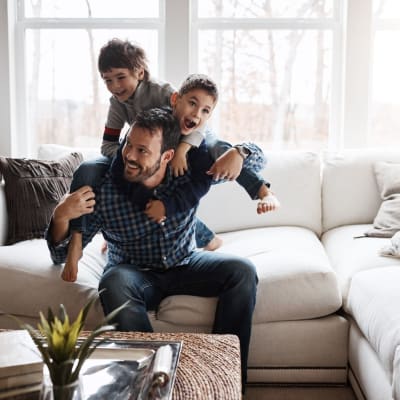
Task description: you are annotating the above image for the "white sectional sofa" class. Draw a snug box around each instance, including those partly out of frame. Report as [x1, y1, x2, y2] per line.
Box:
[0, 146, 400, 399]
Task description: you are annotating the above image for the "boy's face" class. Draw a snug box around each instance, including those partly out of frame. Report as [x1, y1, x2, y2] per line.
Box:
[102, 67, 144, 102]
[170, 89, 216, 135]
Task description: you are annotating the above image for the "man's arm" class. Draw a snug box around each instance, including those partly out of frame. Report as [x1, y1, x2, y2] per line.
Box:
[46, 186, 96, 263]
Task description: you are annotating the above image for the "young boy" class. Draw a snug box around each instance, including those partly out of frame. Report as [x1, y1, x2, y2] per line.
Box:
[62, 40, 279, 282]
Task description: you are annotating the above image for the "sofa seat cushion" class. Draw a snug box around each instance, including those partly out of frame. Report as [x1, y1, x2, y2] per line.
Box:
[322, 224, 400, 304]
[346, 267, 400, 380]
[155, 226, 342, 327]
[0, 236, 105, 327]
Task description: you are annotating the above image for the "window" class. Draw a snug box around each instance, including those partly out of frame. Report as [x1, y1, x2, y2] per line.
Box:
[369, 0, 400, 147]
[2, 0, 399, 156]
[10, 0, 163, 155]
[192, 0, 341, 150]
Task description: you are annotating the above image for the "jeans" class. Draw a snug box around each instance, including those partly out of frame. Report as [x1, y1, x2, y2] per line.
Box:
[206, 135, 267, 200]
[69, 156, 215, 247]
[69, 156, 111, 232]
[98, 250, 258, 386]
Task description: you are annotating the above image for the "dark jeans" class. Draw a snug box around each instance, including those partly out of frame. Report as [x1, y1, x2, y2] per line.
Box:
[98, 250, 258, 386]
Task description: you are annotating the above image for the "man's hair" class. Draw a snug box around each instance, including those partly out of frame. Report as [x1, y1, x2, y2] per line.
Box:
[178, 74, 219, 102]
[134, 107, 180, 153]
[98, 38, 150, 80]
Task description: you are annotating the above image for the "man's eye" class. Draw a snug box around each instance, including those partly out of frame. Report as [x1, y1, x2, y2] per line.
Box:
[189, 101, 196, 106]
[203, 109, 210, 114]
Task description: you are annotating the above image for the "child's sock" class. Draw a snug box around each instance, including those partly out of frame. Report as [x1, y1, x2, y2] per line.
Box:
[62, 231, 83, 282]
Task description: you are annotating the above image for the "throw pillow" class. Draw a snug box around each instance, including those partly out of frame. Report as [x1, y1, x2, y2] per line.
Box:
[0, 153, 83, 245]
[365, 161, 400, 238]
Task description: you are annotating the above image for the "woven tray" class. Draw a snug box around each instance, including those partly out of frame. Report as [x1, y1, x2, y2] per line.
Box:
[103, 332, 242, 400]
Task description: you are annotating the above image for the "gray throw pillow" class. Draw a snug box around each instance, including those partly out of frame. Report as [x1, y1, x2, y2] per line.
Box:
[0, 153, 83, 245]
[365, 162, 400, 238]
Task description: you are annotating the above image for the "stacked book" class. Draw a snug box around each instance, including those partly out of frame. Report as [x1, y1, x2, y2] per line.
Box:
[0, 330, 43, 399]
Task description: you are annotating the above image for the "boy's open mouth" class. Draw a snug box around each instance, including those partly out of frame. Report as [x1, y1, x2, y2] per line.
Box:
[184, 119, 196, 129]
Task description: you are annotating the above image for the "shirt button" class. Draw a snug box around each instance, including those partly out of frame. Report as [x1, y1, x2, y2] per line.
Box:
[162, 256, 167, 261]
[160, 221, 165, 226]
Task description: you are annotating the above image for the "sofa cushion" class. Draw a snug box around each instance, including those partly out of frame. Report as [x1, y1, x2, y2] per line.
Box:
[155, 226, 342, 326]
[0, 236, 105, 328]
[366, 162, 400, 238]
[322, 150, 400, 232]
[0, 153, 83, 245]
[322, 224, 400, 303]
[198, 151, 322, 236]
[346, 267, 400, 380]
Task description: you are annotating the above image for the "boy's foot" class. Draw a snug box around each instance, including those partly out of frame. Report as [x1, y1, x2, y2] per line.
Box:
[62, 231, 82, 282]
[204, 235, 223, 251]
[257, 193, 280, 214]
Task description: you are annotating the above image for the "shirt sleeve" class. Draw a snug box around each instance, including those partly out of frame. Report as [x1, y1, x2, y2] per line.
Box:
[180, 129, 205, 148]
[157, 147, 214, 216]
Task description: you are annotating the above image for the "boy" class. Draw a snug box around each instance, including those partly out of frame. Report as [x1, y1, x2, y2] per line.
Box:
[62, 40, 279, 282]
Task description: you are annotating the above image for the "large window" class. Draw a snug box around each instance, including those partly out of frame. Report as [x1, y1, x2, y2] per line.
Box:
[192, 0, 341, 151]
[1, 0, 400, 156]
[369, 0, 400, 147]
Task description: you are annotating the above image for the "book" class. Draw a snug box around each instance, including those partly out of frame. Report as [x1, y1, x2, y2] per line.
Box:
[0, 371, 42, 391]
[0, 331, 42, 379]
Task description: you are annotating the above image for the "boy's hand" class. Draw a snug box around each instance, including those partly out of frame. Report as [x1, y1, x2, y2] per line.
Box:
[145, 199, 167, 224]
[171, 142, 192, 177]
[207, 148, 243, 181]
[257, 185, 281, 214]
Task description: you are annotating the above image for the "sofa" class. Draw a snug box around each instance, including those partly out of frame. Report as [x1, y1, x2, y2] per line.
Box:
[1, 145, 400, 399]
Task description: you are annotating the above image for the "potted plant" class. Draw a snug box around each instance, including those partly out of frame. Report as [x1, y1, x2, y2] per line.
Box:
[15, 293, 128, 400]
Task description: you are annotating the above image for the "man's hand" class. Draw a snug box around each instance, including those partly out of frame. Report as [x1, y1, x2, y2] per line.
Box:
[207, 147, 244, 181]
[145, 199, 166, 224]
[53, 185, 96, 223]
[170, 142, 191, 177]
[51, 186, 95, 244]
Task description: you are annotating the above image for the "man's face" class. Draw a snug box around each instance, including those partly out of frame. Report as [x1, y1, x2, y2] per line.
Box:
[171, 89, 216, 135]
[102, 67, 144, 102]
[121, 125, 163, 183]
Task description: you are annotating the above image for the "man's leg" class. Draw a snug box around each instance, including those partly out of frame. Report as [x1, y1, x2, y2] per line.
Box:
[165, 251, 258, 387]
[98, 264, 163, 332]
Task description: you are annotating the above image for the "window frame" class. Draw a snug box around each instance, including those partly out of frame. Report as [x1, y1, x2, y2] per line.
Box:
[0, 0, 388, 156]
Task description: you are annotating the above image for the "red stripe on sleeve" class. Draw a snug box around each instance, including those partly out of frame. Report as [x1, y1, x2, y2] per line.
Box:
[104, 127, 121, 137]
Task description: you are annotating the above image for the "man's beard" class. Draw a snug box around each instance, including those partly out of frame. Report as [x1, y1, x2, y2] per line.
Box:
[123, 157, 161, 183]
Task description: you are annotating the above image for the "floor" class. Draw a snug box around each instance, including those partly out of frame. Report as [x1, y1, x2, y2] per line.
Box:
[244, 385, 357, 400]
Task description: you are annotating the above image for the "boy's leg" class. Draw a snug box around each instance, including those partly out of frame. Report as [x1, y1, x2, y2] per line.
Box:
[195, 217, 223, 251]
[63, 156, 111, 282]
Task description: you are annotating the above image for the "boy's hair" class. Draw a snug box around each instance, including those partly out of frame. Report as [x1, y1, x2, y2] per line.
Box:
[98, 38, 150, 80]
[134, 107, 180, 153]
[178, 74, 219, 103]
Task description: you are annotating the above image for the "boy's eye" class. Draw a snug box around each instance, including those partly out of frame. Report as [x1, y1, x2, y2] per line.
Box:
[202, 109, 210, 114]
[189, 100, 196, 106]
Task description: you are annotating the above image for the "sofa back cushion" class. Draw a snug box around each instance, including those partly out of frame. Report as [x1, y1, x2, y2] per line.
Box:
[198, 151, 322, 235]
[322, 150, 400, 232]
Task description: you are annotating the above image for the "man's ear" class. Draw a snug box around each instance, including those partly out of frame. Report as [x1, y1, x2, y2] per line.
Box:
[170, 92, 178, 107]
[162, 149, 175, 163]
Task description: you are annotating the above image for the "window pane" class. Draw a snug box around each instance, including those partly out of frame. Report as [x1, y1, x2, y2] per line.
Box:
[198, 0, 333, 19]
[198, 29, 332, 151]
[369, 31, 400, 147]
[374, 0, 400, 18]
[24, 0, 159, 18]
[26, 29, 158, 147]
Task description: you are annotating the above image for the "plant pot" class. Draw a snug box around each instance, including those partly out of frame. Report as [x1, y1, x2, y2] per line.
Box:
[40, 374, 83, 400]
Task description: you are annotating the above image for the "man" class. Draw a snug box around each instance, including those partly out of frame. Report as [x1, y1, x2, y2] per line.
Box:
[46, 107, 258, 388]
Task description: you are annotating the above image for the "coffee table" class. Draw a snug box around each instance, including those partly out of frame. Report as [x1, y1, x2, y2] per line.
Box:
[2, 330, 241, 399]
[106, 332, 242, 400]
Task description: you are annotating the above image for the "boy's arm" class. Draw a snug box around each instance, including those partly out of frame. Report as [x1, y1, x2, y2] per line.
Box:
[170, 130, 205, 176]
[149, 147, 214, 219]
